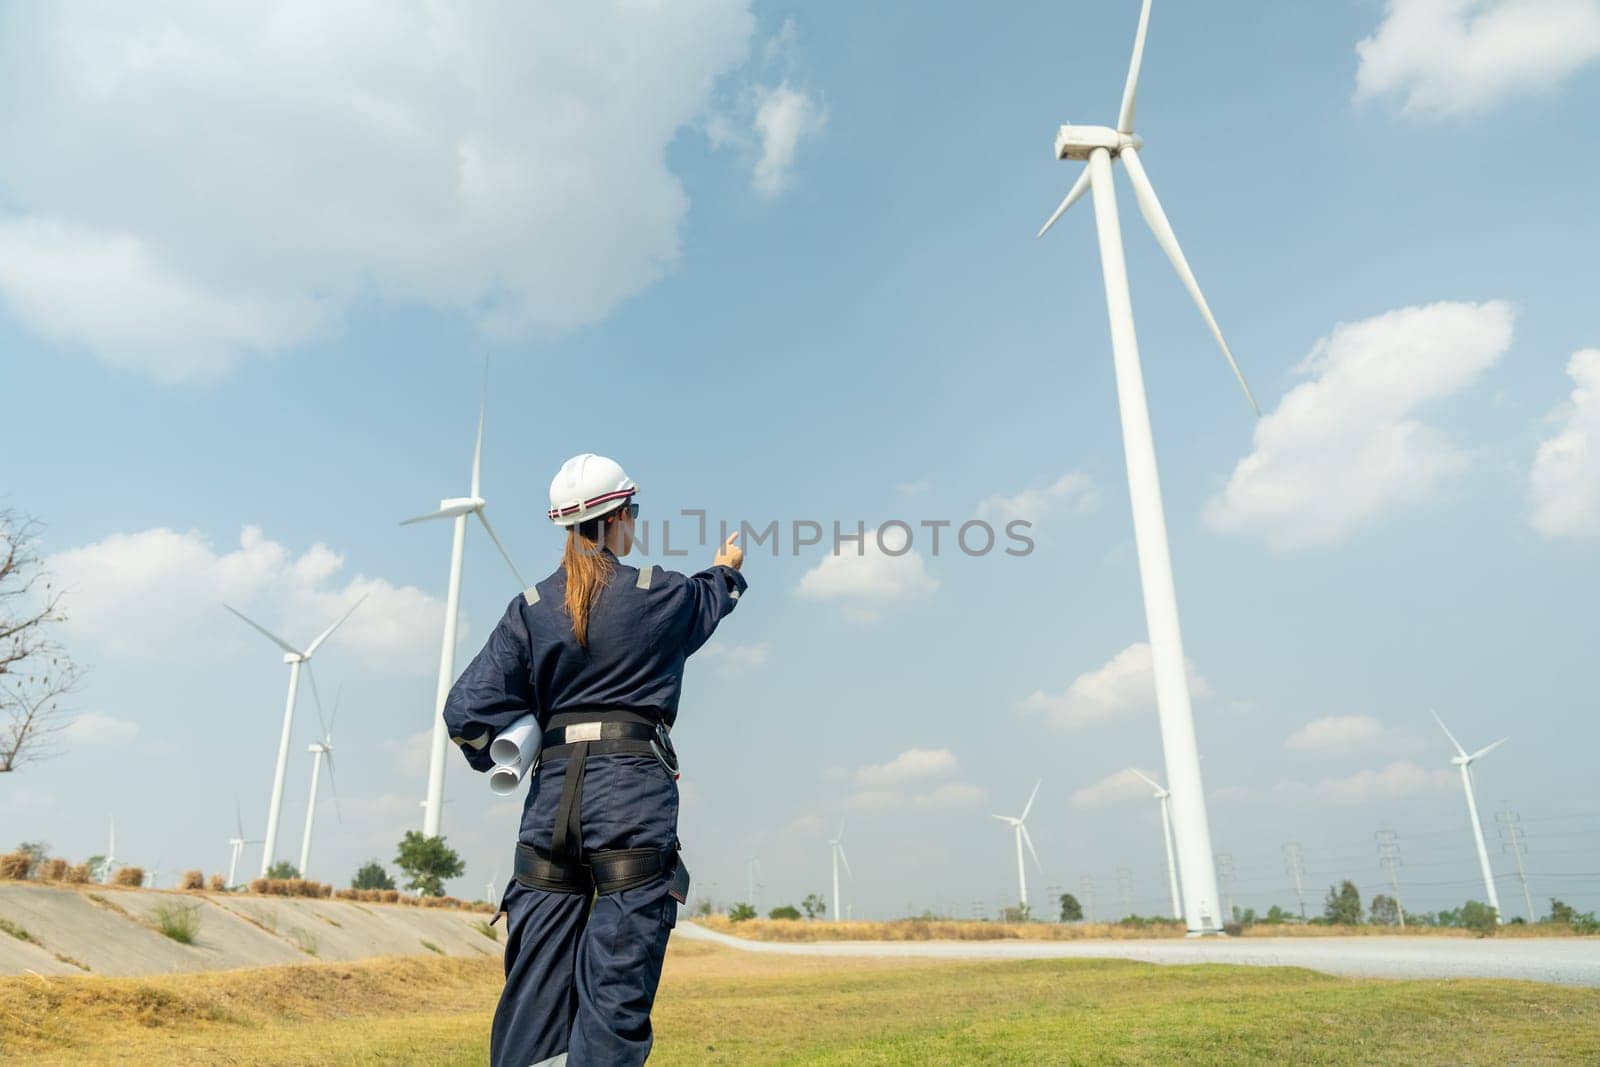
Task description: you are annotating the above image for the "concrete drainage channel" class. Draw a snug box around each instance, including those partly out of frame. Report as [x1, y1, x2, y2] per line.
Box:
[0, 884, 503, 977]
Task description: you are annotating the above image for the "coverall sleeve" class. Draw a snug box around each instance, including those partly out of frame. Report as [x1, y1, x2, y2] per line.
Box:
[677, 564, 748, 657]
[442, 597, 535, 773]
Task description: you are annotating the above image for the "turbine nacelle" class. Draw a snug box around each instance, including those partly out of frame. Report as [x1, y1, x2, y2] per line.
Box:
[1053, 124, 1141, 161]
[436, 496, 486, 517]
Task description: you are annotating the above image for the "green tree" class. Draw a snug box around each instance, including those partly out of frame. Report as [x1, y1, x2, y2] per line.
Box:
[265, 860, 300, 880]
[801, 893, 825, 919]
[1058, 893, 1083, 922]
[1548, 898, 1576, 924]
[394, 832, 463, 897]
[85, 854, 107, 883]
[1459, 900, 1498, 936]
[351, 861, 395, 890]
[768, 904, 802, 920]
[728, 902, 756, 922]
[1369, 894, 1400, 926]
[1264, 905, 1291, 924]
[1324, 881, 1361, 925]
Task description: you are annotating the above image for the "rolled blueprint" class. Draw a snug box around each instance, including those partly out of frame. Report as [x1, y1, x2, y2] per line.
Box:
[488, 714, 540, 797]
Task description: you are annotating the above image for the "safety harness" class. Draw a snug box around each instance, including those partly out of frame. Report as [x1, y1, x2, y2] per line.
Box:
[513, 708, 689, 900]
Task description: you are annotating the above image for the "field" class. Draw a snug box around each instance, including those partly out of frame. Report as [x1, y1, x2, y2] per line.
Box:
[693, 916, 1596, 942]
[3, 938, 1598, 1064]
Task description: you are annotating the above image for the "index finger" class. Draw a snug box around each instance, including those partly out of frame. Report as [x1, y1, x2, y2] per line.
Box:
[725, 531, 741, 545]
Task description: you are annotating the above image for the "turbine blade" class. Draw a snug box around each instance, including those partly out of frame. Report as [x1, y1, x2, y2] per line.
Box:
[1430, 709, 1469, 759]
[330, 684, 342, 735]
[475, 509, 529, 588]
[1469, 738, 1508, 762]
[305, 663, 330, 740]
[1021, 779, 1041, 822]
[993, 814, 1016, 825]
[304, 595, 366, 657]
[1117, 0, 1154, 133]
[400, 508, 455, 526]
[838, 843, 853, 879]
[837, 816, 847, 842]
[1021, 823, 1043, 872]
[235, 796, 245, 841]
[324, 750, 342, 823]
[1127, 767, 1165, 794]
[1119, 148, 1261, 416]
[1036, 168, 1092, 239]
[470, 402, 485, 499]
[223, 605, 301, 657]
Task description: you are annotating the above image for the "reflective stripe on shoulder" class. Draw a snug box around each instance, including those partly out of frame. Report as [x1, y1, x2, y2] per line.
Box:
[452, 732, 490, 751]
[523, 585, 541, 605]
[730, 588, 741, 600]
[636, 565, 655, 590]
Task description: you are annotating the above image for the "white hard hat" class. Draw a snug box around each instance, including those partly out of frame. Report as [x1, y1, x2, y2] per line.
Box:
[548, 454, 637, 526]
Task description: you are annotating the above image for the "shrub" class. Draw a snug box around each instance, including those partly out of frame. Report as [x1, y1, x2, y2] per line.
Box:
[380, 889, 400, 904]
[180, 870, 205, 891]
[0, 852, 31, 880]
[473, 919, 499, 941]
[1460, 900, 1498, 936]
[65, 864, 91, 884]
[728, 902, 757, 922]
[207, 874, 226, 892]
[768, 905, 802, 920]
[113, 866, 145, 887]
[352, 861, 396, 891]
[249, 878, 269, 894]
[151, 901, 201, 944]
[37, 857, 69, 881]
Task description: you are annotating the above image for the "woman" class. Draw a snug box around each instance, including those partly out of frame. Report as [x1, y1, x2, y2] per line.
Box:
[444, 453, 746, 1066]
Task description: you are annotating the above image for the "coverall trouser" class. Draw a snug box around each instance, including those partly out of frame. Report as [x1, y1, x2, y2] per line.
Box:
[491, 753, 680, 1067]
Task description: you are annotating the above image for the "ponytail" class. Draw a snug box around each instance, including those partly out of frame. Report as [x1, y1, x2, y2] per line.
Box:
[561, 519, 613, 648]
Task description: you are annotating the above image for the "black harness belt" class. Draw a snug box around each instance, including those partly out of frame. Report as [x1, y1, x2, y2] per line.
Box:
[514, 843, 679, 896]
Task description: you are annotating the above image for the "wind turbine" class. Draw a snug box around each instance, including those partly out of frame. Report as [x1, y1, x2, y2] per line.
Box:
[993, 780, 1043, 913]
[1034, 0, 1252, 935]
[1129, 768, 1182, 920]
[1432, 710, 1507, 923]
[104, 815, 117, 884]
[226, 798, 262, 889]
[225, 596, 365, 877]
[297, 680, 342, 880]
[829, 819, 853, 921]
[404, 399, 528, 837]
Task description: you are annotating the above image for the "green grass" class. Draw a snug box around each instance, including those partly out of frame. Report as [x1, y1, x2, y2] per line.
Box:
[1, 942, 1596, 1064]
[0, 918, 38, 945]
[419, 939, 444, 955]
[149, 901, 201, 945]
[471, 920, 498, 942]
[286, 928, 318, 957]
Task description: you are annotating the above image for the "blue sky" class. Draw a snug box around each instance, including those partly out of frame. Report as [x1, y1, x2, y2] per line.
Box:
[5, 0, 1599, 920]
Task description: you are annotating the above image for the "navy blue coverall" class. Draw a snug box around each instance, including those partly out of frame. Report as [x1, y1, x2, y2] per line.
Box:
[443, 550, 746, 1066]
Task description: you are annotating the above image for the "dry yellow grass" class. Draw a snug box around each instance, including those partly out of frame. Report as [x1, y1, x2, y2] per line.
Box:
[698, 916, 1589, 942]
[3, 938, 1599, 1065]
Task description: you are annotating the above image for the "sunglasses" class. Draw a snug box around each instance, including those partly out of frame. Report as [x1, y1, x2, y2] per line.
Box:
[622, 502, 639, 521]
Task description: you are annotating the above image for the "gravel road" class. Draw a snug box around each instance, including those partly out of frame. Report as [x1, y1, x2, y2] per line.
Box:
[677, 923, 1600, 986]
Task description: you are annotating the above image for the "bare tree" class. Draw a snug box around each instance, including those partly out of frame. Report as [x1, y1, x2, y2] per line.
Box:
[1, 509, 83, 772]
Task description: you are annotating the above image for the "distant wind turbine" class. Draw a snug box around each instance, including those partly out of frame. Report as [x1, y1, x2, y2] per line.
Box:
[1128, 768, 1182, 920]
[829, 819, 853, 921]
[225, 596, 365, 877]
[226, 798, 262, 889]
[993, 780, 1044, 912]
[297, 679, 342, 880]
[1033, 0, 1247, 934]
[404, 396, 528, 837]
[1432, 710, 1507, 923]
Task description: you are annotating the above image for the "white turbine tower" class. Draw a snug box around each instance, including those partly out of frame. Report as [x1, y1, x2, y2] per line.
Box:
[404, 401, 529, 838]
[1034, 0, 1253, 934]
[993, 780, 1043, 913]
[1128, 768, 1182, 920]
[297, 682, 342, 880]
[104, 815, 117, 884]
[1432, 710, 1507, 923]
[225, 597, 365, 877]
[829, 819, 853, 922]
[226, 799, 262, 889]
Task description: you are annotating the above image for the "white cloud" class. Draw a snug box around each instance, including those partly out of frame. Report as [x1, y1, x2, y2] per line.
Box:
[795, 524, 938, 620]
[694, 640, 772, 676]
[1529, 349, 1600, 539]
[896, 479, 932, 497]
[845, 781, 984, 813]
[1307, 760, 1456, 804]
[785, 814, 826, 838]
[1206, 301, 1514, 549]
[61, 712, 141, 747]
[751, 83, 826, 197]
[1285, 715, 1387, 751]
[1021, 643, 1210, 729]
[854, 747, 957, 788]
[1069, 768, 1160, 810]
[976, 472, 1098, 525]
[1355, 0, 1600, 117]
[47, 525, 443, 675]
[0, 1, 757, 379]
